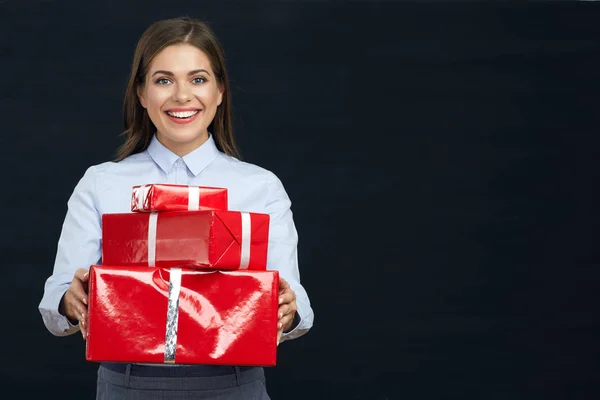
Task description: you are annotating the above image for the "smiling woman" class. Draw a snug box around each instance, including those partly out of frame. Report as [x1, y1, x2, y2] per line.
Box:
[117, 17, 238, 161]
[38, 16, 314, 400]
[135, 44, 224, 157]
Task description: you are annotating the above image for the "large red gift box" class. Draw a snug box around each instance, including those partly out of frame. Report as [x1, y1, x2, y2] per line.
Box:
[102, 210, 269, 270]
[131, 184, 228, 212]
[85, 265, 279, 366]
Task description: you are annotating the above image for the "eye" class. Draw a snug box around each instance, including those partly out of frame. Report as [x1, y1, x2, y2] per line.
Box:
[155, 78, 171, 85]
[192, 77, 207, 84]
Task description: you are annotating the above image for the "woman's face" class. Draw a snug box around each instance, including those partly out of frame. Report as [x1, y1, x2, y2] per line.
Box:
[137, 43, 223, 156]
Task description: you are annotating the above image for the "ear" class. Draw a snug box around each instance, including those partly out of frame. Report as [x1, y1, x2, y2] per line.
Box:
[137, 85, 147, 109]
[217, 84, 224, 106]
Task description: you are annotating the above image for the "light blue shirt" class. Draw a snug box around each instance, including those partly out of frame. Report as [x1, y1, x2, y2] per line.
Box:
[39, 134, 314, 344]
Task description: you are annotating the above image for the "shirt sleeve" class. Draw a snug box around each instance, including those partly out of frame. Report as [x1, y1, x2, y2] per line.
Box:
[38, 166, 102, 336]
[265, 172, 314, 342]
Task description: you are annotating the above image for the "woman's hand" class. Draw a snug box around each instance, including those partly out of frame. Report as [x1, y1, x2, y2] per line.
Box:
[59, 268, 90, 340]
[277, 277, 297, 345]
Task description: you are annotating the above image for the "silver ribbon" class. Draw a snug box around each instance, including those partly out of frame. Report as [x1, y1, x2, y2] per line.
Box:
[239, 212, 251, 269]
[164, 267, 182, 364]
[188, 186, 200, 211]
[147, 212, 182, 363]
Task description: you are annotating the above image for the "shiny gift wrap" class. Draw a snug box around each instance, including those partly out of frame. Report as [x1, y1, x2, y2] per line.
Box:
[85, 265, 279, 366]
[102, 210, 269, 270]
[131, 184, 228, 212]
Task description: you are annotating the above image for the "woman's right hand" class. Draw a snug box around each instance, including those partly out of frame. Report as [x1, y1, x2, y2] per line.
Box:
[59, 268, 90, 340]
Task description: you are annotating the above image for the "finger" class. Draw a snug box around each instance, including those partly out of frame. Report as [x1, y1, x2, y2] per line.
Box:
[62, 291, 82, 322]
[79, 311, 88, 340]
[278, 277, 290, 292]
[76, 269, 91, 297]
[278, 311, 295, 331]
[67, 292, 88, 323]
[75, 268, 90, 282]
[278, 303, 293, 319]
[278, 289, 295, 305]
[74, 303, 87, 326]
[277, 327, 283, 346]
[69, 280, 89, 306]
[279, 303, 296, 319]
[80, 319, 87, 340]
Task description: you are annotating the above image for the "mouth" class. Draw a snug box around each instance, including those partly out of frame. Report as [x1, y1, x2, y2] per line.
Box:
[164, 109, 201, 124]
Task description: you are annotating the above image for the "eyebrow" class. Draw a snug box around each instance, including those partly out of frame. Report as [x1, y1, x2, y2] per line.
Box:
[151, 69, 212, 77]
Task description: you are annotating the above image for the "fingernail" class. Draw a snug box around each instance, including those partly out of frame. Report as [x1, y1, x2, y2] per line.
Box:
[84, 272, 89, 278]
[278, 297, 283, 305]
[277, 339, 280, 346]
[278, 313, 283, 319]
[278, 323, 282, 329]
[82, 297, 87, 305]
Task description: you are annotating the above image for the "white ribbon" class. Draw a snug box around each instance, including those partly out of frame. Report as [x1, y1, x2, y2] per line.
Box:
[239, 212, 251, 269]
[137, 185, 147, 211]
[188, 186, 200, 211]
[148, 212, 158, 267]
[164, 267, 182, 364]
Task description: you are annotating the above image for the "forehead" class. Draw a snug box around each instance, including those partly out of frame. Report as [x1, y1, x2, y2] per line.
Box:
[149, 44, 213, 73]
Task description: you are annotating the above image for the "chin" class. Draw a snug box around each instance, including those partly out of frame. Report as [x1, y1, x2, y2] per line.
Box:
[159, 129, 208, 144]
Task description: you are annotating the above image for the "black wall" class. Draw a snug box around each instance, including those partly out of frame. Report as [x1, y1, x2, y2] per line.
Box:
[1, 1, 599, 399]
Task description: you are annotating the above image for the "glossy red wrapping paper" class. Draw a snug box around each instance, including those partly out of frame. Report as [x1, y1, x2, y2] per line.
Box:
[85, 265, 279, 366]
[131, 184, 228, 212]
[102, 210, 269, 270]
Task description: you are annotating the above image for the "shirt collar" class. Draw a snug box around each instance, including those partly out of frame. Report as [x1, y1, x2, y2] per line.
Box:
[146, 134, 219, 176]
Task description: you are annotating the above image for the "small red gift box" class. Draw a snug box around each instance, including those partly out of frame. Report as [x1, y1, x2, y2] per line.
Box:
[131, 184, 228, 212]
[85, 265, 279, 366]
[102, 211, 269, 270]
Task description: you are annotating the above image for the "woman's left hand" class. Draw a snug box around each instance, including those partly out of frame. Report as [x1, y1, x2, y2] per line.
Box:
[277, 277, 297, 345]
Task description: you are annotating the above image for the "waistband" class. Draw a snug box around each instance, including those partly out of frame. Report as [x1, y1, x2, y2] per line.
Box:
[101, 362, 257, 378]
[98, 363, 265, 391]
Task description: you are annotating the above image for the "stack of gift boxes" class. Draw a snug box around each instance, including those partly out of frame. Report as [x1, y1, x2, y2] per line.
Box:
[85, 184, 279, 366]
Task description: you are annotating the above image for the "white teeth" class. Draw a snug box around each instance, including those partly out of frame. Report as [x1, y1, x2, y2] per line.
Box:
[166, 110, 199, 118]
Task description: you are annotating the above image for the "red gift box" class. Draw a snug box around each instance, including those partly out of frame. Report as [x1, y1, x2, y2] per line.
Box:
[131, 184, 228, 212]
[102, 211, 269, 270]
[86, 265, 279, 366]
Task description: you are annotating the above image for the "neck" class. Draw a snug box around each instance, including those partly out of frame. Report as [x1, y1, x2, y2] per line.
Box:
[156, 132, 209, 157]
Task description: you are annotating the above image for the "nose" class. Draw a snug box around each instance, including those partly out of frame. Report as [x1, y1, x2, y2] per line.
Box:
[173, 83, 192, 103]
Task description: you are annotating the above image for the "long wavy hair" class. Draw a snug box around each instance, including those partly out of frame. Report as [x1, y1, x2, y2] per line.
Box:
[115, 17, 239, 161]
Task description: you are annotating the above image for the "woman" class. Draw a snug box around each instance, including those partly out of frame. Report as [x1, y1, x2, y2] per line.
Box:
[38, 17, 314, 399]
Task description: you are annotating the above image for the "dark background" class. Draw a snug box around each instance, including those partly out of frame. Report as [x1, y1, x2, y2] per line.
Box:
[1, 1, 599, 399]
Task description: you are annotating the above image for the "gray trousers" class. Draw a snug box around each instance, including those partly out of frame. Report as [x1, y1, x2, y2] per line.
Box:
[96, 363, 271, 399]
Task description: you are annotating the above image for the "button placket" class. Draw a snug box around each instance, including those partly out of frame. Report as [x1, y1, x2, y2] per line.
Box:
[176, 159, 185, 184]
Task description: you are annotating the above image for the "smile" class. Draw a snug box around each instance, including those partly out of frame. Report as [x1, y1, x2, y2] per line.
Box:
[166, 110, 199, 118]
[164, 109, 201, 124]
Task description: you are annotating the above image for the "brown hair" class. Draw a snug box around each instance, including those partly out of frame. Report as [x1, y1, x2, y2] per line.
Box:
[115, 17, 239, 161]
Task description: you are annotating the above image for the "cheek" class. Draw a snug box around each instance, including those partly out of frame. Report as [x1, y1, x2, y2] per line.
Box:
[146, 88, 170, 109]
[192, 85, 221, 105]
